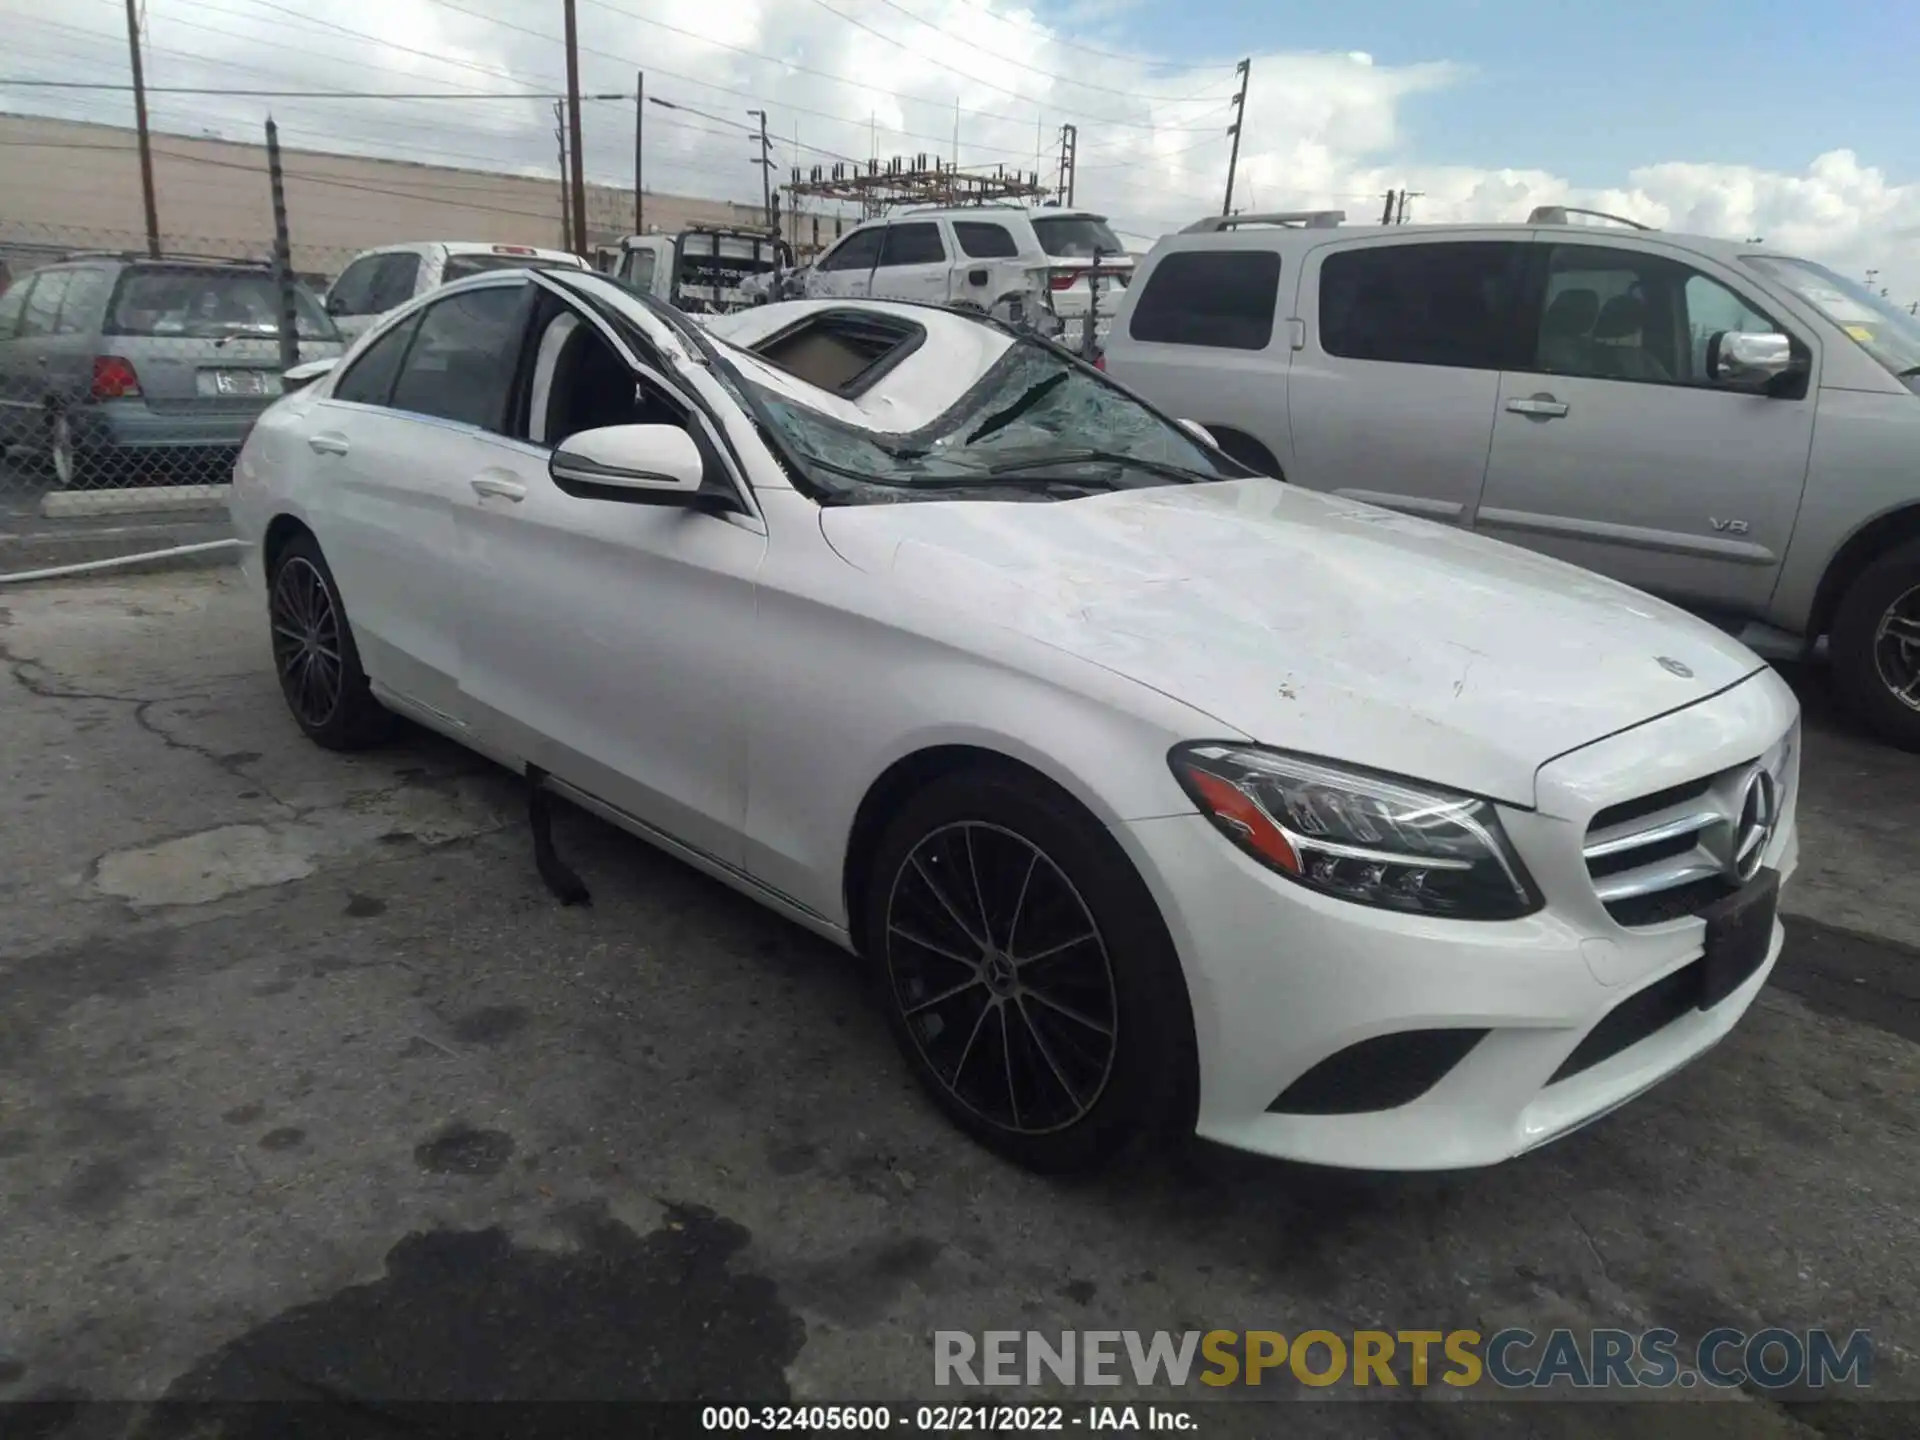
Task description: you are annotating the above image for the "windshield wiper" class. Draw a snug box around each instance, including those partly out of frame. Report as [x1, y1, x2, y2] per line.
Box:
[965, 371, 1069, 444]
[985, 448, 1218, 485]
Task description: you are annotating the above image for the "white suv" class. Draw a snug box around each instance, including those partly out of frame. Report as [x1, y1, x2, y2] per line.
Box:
[1103, 208, 1920, 748]
[804, 206, 1131, 347]
[323, 242, 586, 343]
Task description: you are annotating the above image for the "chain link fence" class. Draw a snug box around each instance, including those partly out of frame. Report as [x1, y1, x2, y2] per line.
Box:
[0, 219, 370, 580]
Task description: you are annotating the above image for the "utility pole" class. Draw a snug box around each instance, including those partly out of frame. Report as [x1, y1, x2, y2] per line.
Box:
[1380, 190, 1397, 226]
[1395, 189, 1423, 224]
[1221, 57, 1250, 217]
[748, 108, 773, 230]
[123, 0, 160, 256]
[265, 117, 299, 373]
[561, 0, 588, 257]
[554, 100, 572, 252]
[1056, 124, 1077, 207]
[634, 71, 644, 234]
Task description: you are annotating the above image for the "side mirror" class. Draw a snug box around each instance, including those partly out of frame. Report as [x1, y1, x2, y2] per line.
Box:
[550, 424, 706, 501]
[1177, 418, 1219, 448]
[324, 293, 348, 317]
[282, 356, 338, 393]
[1708, 330, 1796, 388]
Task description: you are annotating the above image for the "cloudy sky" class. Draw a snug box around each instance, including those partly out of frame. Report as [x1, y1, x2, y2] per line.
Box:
[4, 0, 1919, 300]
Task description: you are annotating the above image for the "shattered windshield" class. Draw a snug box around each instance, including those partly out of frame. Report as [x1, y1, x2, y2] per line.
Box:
[725, 336, 1238, 502]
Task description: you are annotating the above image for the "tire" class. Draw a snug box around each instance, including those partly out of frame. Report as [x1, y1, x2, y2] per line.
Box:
[49, 411, 76, 487]
[1830, 536, 1920, 751]
[267, 532, 393, 750]
[862, 763, 1197, 1173]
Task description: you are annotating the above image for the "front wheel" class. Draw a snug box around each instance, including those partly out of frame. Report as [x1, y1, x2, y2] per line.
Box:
[863, 765, 1197, 1172]
[1831, 537, 1920, 750]
[268, 533, 393, 750]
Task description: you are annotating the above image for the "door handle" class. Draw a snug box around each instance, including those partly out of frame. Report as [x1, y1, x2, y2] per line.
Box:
[307, 433, 350, 455]
[1506, 395, 1570, 419]
[470, 475, 527, 502]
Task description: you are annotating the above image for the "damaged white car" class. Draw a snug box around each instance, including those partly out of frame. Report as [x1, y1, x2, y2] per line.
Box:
[232, 270, 1800, 1172]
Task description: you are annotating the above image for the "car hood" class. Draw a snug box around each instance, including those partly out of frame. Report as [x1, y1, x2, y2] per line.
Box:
[818, 478, 1766, 806]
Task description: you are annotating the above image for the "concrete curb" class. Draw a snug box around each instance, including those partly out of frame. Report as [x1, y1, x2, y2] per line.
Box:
[41, 484, 230, 519]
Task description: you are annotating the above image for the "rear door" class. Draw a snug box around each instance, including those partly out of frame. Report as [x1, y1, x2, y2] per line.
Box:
[0, 273, 42, 447]
[1289, 234, 1526, 523]
[1474, 238, 1817, 615]
[871, 222, 951, 305]
[9, 270, 74, 419]
[308, 280, 533, 724]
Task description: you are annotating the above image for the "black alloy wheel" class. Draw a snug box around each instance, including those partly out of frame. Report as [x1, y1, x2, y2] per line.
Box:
[267, 532, 391, 750]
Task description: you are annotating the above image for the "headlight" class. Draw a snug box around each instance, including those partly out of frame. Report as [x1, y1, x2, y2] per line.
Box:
[1169, 743, 1541, 920]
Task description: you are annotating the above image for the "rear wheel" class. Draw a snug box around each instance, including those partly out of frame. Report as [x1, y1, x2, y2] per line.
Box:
[863, 765, 1196, 1172]
[1831, 537, 1920, 750]
[268, 533, 392, 750]
[49, 412, 76, 487]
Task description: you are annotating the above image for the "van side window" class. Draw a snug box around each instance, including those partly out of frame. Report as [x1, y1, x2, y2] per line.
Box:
[1320, 242, 1523, 370]
[877, 224, 946, 267]
[1128, 251, 1280, 350]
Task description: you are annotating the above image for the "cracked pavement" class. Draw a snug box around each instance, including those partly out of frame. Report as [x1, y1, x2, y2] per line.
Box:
[0, 568, 1914, 1437]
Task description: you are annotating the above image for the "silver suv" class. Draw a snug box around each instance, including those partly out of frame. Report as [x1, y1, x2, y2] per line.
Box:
[804, 206, 1131, 349]
[0, 255, 341, 486]
[1102, 208, 1920, 747]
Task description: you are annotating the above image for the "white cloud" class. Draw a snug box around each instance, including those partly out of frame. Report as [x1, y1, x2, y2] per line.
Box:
[2, 0, 1915, 299]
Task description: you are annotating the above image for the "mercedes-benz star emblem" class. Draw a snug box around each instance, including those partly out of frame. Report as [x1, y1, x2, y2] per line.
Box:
[1730, 770, 1777, 883]
[1657, 656, 1694, 678]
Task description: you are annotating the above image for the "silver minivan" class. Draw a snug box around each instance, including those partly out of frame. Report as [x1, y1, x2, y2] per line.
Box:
[0, 255, 342, 487]
[1103, 209, 1920, 747]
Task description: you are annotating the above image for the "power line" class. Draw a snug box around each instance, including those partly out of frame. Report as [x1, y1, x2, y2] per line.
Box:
[0, 80, 610, 99]
[826, 0, 1230, 102]
[939, 0, 1246, 69]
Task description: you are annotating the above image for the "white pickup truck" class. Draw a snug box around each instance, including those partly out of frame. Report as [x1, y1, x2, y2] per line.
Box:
[323, 242, 587, 342]
[605, 228, 793, 314]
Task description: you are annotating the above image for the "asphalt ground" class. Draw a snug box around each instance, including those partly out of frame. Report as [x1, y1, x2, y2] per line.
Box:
[0, 568, 1914, 1439]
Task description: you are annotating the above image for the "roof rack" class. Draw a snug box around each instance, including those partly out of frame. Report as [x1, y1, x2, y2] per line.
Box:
[1526, 205, 1654, 231]
[1181, 210, 1345, 234]
[59, 249, 273, 267]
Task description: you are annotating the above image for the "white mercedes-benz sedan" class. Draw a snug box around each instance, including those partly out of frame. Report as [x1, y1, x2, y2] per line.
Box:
[231, 270, 1801, 1173]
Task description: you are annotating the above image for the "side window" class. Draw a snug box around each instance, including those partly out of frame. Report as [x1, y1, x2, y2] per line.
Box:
[1320, 242, 1523, 369]
[54, 269, 111, 334]
[325, 256, 383, 316]
[19, 271, 72, 339]
[388, 284, 527, 429]
[953, 222, 1019, 259]
[877, 223, 945, 267]
[368, 254, 424, 311]
[622, 248, 658, 292]
[331, 314, 421, 406]
[0, 276, 34, 340]
[1526, 244, 1779, 387]
[820, 229, 882, 273]
[1128, 250, 1281, 350]
[1683, 273, 1775, 380]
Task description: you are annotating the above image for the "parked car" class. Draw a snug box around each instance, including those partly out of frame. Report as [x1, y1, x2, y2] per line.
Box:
[1101, 207, 1920, 748]
[323, 242, 587, 343]
[231, 273, 1800, 1173]
[607, 227, 793, 313]
[805, 205, 1128, 345]
[0, 255, 342, 485]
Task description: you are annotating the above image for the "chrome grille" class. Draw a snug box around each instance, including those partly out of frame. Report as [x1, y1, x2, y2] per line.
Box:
[1583, 726, 1795, 926]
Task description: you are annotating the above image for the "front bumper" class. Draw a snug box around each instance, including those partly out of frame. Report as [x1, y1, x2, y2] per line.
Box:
[1117, 669, 1801, 1170]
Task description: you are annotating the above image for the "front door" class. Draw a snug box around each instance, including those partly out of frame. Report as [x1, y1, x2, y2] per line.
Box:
[453, 290, 766, 866]
[1474, 239, 1818, 616]
[1288, 235, 1526, 523]
[809, 227, 882, 300]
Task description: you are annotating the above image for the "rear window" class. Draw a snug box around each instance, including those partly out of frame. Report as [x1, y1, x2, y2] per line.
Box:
[107, 268, 337, 340]
[442, 253, 580, 282]
[1030, 216, 1123, 258]
[1127, 250, 1281, 350]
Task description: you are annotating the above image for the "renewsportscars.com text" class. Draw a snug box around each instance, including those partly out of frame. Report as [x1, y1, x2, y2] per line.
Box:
[934, 1328, 1873, 1391]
